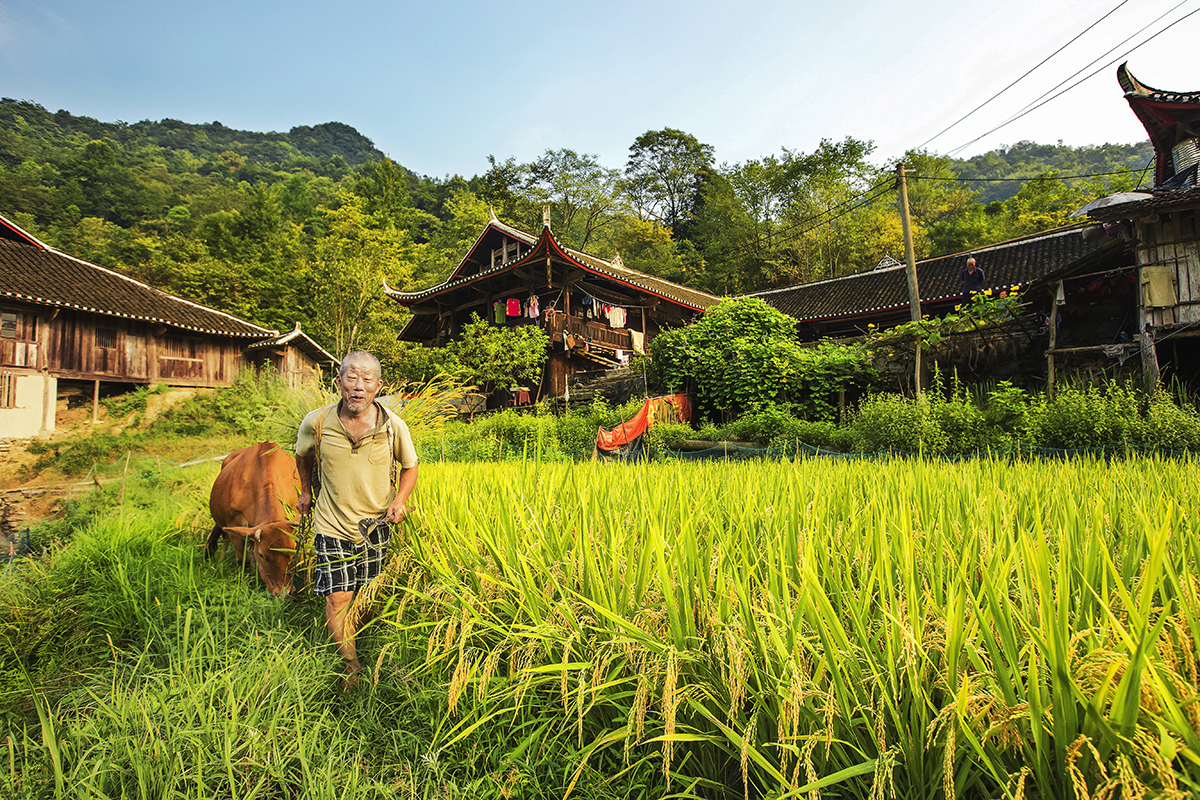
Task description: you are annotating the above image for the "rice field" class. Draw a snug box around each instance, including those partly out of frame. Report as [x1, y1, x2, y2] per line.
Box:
[5, 454, 1200, 798]
[387, 455, 1200, 799]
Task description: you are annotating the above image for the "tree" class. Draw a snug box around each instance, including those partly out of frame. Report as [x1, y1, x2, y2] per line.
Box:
[523, 148, 622, 250]
[622, 128, 714, 236]
[649, 297, 873, 421]
[308, 192, 420, 358]
[446, 314, 549, 398]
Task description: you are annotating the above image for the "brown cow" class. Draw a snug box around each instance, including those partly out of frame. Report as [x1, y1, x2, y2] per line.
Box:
[207, 442, 300, 596]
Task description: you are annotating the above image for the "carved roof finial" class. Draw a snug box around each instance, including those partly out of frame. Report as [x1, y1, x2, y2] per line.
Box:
[542, 205, 551, 229]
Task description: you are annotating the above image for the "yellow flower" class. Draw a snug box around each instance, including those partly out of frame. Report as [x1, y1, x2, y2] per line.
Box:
[985, 288, 993, 296]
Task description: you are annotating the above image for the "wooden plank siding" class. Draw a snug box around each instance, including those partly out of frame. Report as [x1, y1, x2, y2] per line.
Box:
[28, 307, 245, 386]
[1139, 208, 1200, 327]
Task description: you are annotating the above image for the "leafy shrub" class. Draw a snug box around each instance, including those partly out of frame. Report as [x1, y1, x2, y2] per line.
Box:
[650, 298, 876, 421]
[850, 394, 950, 454]
[1135, 392, 1200, 449]
[1021, 382, 1141, 449]
[724, 407, 836, 449]
[643, 422, 694, 449]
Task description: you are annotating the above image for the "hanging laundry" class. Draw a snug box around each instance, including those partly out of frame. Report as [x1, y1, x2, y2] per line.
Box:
[629, 329, 645, 354]
[506, 297, 521, 317]
[493, 300, 505, 324]
[527, 295, 540, 319]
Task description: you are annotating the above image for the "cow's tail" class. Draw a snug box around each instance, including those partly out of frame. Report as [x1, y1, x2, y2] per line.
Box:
[206, 525, 225, 558]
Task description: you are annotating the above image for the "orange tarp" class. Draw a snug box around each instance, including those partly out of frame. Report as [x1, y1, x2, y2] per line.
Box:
[595, 394, 692, 451]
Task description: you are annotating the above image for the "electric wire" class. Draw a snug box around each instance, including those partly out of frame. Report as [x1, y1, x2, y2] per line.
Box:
[946, 4, 1200, 157]
[916, 0, 1133, 151]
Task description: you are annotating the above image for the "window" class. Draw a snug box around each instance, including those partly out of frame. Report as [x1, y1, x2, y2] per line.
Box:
[0, 372, 15, 409]
[0, 311, 37, 368]
[95, 327, 118, 348]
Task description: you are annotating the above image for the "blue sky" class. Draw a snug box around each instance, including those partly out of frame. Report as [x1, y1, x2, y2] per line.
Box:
[1, 0, 1196, 177]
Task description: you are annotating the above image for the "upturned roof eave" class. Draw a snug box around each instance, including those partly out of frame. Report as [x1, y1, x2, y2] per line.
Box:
[387, 225, 719, 312]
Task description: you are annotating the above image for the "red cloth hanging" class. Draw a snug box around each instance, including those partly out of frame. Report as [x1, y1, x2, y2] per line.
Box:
[595, 394, 692, 451]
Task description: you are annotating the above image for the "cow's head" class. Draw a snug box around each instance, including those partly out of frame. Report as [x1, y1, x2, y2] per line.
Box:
[222, 521, 298, 597]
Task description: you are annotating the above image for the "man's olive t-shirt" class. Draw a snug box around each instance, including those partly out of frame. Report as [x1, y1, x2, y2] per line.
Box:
[296, 402, 417, 543]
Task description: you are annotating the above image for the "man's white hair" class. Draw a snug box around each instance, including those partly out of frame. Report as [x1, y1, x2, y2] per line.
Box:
[339, 350, 381, 378]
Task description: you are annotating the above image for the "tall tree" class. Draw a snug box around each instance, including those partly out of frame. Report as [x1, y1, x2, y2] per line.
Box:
[622, 128, 715, 236]
[523, 148, 622, 250]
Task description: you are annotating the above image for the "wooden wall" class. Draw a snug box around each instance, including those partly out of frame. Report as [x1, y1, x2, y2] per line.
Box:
[7, 305, 248, 387]
[1138, 208, 1200, 327]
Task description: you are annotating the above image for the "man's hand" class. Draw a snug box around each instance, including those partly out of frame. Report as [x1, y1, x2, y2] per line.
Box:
[298, 489, 313, 517]
[384, 498, 408, 524]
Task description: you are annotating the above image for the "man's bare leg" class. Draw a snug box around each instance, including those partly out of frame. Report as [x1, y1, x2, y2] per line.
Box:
[325, 591, 360, 685]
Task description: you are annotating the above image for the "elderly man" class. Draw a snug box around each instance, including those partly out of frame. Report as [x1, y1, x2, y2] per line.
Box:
[961, 256, 985, 302]
[296, 351, 418, 686]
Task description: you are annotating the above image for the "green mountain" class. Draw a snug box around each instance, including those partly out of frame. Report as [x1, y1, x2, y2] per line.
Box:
[948, 140, 1155, 203]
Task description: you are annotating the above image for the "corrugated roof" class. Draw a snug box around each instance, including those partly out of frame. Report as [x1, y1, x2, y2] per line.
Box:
[1086, 185, 1200, 219]
[747, 227, 1106, 323]
[0, 233, 274, 338]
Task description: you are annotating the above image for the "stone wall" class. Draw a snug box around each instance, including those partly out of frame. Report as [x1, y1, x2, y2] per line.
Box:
[565, 367, 654, 410]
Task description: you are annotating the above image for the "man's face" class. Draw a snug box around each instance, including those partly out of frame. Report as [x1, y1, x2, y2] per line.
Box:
[338, 363, 380, 413]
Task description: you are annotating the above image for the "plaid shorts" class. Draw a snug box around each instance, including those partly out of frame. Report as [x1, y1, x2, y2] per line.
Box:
[313, 534, 383, 596]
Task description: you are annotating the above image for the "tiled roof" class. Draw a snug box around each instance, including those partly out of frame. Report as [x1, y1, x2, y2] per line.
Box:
[1086, 186, 1200, 219]
[245, 323, 339, 364]
[0, 232, 274, 338]
[387, 220, 721, 312]
[747, 227, 1108, 323]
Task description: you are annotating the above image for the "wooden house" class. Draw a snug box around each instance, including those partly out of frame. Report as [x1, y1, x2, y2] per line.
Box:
[1078, 64, 1200, 389]
[0, 214, 336, 437]
[244, 323, 339, 388]
[385, 210, 721, 399]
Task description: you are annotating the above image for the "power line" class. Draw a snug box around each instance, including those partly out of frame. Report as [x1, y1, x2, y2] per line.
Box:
[912, 168, 1149, 183]
[917, 0, 1132, 151]
[946, 4, 1200, 158]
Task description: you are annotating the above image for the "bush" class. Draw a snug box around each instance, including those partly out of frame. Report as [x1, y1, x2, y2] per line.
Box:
[850, 394, 950, 454]
[1135, 392, 1200, 449]
[1021, 382, 1141, 449]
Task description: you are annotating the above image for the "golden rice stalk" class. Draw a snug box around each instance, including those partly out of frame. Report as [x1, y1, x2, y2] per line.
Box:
[561, 633, 577, 711]
[801, 736, 819, 800]
[662, 649, 678, 780]
[348, 539, 407, 630]
[477, 645, 504, 703]
[726, 631, 746, 723]
[1133, 728, 1175, 795]
[426, 619, 446, 663]
[1066, 734, 1107, 800]
[1010, 766, 1031, 800]
[941, 717, 956, 800]
[448, 649, 472, 715]
[575, 666, 589, 747]
[741, 708, 758, 800]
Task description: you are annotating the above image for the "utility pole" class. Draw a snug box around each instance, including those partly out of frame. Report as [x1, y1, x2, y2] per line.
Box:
[896, 164, 923, 396]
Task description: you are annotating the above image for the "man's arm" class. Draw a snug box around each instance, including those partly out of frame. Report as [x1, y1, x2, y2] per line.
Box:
[385, 464, 418, 523]
[296, 451, 316, 516]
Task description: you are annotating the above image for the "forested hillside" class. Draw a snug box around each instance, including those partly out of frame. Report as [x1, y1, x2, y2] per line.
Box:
[0, 97, 1152, 373]
[949, 140, 1154, 202]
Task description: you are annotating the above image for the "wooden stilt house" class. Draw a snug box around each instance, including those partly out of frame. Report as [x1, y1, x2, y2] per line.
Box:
[0, 214, 336, 437]
[385, 209, 721, 400]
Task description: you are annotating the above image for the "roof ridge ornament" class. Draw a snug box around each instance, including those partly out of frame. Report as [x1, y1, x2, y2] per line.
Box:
[610, 252, 625, 269]
[542, 205, 551, 229]
[488, 206, 499, 222]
